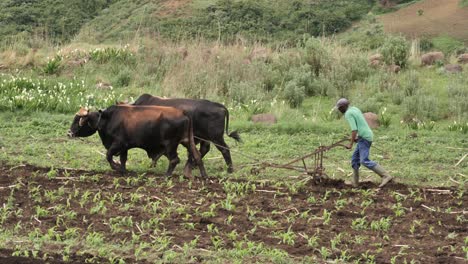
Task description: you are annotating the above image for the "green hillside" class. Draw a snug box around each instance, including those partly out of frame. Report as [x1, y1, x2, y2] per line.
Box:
[0, 0, 119, 44]
[1, 0, 374, 44]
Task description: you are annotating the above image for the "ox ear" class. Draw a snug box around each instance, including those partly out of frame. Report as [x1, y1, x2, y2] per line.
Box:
[78, 116, 88, 127]
[99, 109, 110, 119]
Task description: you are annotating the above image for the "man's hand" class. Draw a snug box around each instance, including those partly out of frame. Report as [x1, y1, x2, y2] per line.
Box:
[346, 143, 353, 150]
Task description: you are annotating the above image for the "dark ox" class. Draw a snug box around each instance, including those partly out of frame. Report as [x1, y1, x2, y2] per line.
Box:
[133, 94, 241, 173]
[67, 105, 207, 178]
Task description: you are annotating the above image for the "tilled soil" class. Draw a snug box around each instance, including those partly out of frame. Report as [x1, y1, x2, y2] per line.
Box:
[0, 164, 466, 263]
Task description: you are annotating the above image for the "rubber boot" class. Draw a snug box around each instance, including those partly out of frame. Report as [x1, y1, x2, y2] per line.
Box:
[370, 164, 393, 188]
[352, 169, 359, 187]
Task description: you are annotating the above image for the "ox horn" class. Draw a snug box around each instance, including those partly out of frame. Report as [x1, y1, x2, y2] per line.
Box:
[76, 107, 89, 117]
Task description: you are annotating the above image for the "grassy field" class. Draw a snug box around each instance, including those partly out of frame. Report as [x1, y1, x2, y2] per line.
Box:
[0, 104, 466, 187]
[0, 34, 467, 262]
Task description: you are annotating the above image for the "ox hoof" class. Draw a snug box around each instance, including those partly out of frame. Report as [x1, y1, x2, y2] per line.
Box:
[227, 167, 234, 173]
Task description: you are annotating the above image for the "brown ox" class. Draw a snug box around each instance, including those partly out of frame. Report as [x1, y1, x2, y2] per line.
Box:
[68, 105, 207, 178]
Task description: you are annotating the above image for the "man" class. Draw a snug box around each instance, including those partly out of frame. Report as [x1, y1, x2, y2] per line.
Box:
[336, 98, 393, 188]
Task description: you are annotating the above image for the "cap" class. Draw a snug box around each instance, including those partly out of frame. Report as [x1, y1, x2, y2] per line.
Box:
[335, 98, 349, 109]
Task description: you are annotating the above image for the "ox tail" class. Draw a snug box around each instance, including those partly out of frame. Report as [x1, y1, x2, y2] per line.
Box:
[187, 114, 207, 177]
[224, 107, 242, 143]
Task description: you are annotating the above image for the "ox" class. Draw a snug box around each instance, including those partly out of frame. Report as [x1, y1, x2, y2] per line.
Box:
[67, 105, 207, 178]
[133, 94, 241, 173]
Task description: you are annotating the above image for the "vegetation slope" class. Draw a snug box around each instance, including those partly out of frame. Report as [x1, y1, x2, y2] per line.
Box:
[379, 0, 468, 43]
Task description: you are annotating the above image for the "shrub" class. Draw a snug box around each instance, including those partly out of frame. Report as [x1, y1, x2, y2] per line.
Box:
[447, 77, 468, 119]
[402, 95, 445, 121]
[310, 76, 333, 96]
[402, 71, 421, 96]
[115, 69, 132, 87]
[419, 37, 433, 52]
[327, 65, 353, 98]
[303, 37, 331, 77]
[283, 80, 305, 108]
[356, 96, 383, 114]
[286, 65, 314, 96]
[365, 72, 400, 95]
[380, 35, 409, 67]
[339, 53, 371, 82]
[229, 81, 264, 104]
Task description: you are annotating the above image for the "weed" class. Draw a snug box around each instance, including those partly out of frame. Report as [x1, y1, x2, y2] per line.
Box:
[448, 121, 468, 134]
[379, 107, 391, 128]
[43, 55, 62, 75]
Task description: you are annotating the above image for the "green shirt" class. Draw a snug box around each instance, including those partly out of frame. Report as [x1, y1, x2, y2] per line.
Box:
[345, 106, 373, 142]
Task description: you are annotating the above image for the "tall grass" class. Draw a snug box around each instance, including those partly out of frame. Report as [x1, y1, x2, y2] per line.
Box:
[0, 34, 466, 125]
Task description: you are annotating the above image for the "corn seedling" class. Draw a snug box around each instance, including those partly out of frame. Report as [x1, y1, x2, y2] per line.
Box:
[273, 226, 296, 246]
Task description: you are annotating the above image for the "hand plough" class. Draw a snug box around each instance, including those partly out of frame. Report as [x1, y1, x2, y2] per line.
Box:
[251, 138, 349, 183]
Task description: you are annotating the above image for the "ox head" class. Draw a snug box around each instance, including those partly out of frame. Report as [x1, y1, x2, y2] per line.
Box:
[68, 107, 99, 138]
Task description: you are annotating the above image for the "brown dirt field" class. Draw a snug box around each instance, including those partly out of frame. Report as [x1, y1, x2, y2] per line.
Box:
[0, 164, 466, 263]
[379, 0, 468, 42]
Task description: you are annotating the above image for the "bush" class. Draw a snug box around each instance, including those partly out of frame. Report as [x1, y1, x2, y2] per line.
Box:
[339, 53, 371, 82]
[380, 35, 409, 67]
[286, 65, 314, 96]
[447, 77, 468, 119]
[367, 72, 400, 93]
[310, 76, 333, 97]
[283, 81, 305, 108]
[328, 65, 352, 98]
[303, 38, 331, 77]
[402, 71, 421, 96]
[419, 37, 433, 52]
[431, 36, 465, 55]
[229, 81, 264, 104]
[356, 96, 383, 114]
[115, 69, 132, 87]
[402, 95, 445, 121]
